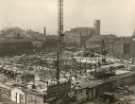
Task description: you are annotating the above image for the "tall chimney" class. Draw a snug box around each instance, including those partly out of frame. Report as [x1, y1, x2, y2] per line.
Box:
[94, 20, 100, 35]
[43, 27, 46, 38]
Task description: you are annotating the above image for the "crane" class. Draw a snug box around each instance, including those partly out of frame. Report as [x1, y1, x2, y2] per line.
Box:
[56, 0, 64, 84]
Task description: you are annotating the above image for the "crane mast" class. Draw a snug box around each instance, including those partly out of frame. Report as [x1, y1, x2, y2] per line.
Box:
[56, 0, 64, 84]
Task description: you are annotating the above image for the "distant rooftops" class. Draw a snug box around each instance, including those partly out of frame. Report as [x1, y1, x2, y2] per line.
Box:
[0, 38, 32, 44]
[65, 27, 96, 36]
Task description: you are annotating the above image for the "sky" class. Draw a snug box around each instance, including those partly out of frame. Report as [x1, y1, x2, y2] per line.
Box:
[0, 0, 135, 36]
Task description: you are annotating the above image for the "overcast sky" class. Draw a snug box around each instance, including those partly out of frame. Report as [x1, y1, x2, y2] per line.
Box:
[0, 0, 135, 36]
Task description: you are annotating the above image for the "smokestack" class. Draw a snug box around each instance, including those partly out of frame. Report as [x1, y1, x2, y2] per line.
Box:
[43, 27, 46, 38]
[94, 20, 100, 35]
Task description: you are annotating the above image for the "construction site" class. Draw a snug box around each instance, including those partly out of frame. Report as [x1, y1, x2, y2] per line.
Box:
[0, 0, 135, 104]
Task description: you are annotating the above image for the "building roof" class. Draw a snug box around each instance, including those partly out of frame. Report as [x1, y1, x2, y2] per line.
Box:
[69, 27, 95, 32]
[74, 80, 103, 90]
[65, 27, 96, 36]
[87, 34, 116, 43]
[43, 35, 58, 47]
[22, 88, 46, 97]
[0, 38, 32, 44]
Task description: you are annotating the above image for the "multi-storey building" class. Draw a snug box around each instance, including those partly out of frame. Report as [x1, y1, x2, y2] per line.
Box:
[64, 20, 101, 48]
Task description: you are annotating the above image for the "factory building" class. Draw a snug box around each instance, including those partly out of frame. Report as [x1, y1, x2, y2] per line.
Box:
[64, 20, 101, 48]
[85, 34, 117, 54]
[42, 35, 58, 51]
[0, 38, 33, 56]
[112, 37, 135, 59]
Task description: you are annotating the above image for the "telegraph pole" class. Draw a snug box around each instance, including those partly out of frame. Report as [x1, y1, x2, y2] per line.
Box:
[56, 0, 64, 84]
